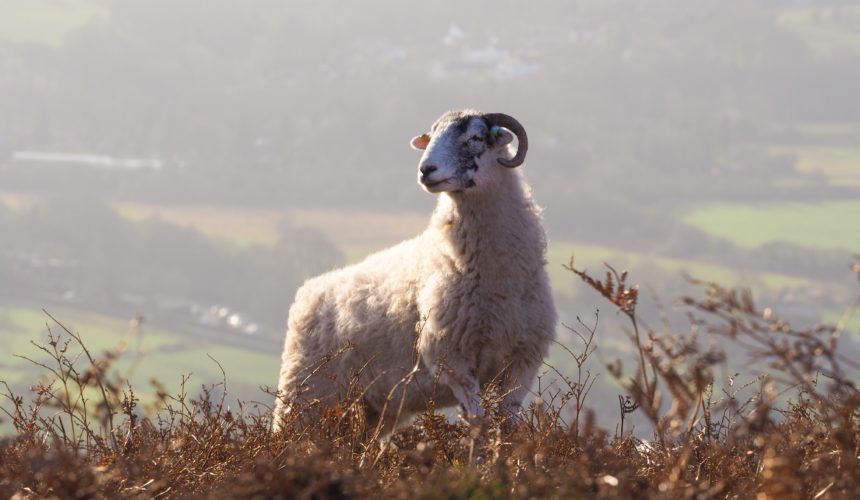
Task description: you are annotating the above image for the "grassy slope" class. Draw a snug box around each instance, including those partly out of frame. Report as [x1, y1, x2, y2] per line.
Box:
[777, 5, 860, 57]
[0, 0, 106, 46]
[682, 200, 860, 252]
[822, 306, 860, 336]
[0, 306, 178, 382]
[772, 145, 860, 188]
[0, 305, 279, 403]
[123, 346, 279, 392]
[114, 202, 429, 250]
[545, 242, 809, 296]
[115, 203, 285, 248]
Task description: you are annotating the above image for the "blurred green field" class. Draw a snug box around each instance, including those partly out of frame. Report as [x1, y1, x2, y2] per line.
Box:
[777, 5, 860, 57]
[0, 306, 179, 385]
[115, 202, 284, 248]
[114, 202, 428, 251]
[822, 307, 860, 336]
[122, 346, 279, 393]
[773, 146, 860, 188]
[545, 242, 808, 298]
[683, 201, 860, 252]
[0, 0, 106, 46]
[0, 305, 279, 403]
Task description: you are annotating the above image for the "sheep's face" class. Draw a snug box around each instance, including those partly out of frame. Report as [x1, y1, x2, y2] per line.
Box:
[411, 110, 516, 194]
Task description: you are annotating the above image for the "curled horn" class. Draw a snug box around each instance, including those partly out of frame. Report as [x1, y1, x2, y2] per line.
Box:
[483, 113, 528, 168]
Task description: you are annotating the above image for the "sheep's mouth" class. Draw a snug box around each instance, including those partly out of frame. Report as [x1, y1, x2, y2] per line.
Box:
[421, 178, 451, 188]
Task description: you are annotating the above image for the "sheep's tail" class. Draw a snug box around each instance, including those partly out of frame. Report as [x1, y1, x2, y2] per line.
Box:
[271, 396, 290, 433]
[272, 328, 293, 433]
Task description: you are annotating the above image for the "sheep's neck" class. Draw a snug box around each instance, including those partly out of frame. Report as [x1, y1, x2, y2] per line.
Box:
[431, 177, 546, 279]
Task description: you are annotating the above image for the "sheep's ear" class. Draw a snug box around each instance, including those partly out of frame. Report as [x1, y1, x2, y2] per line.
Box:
[490, 126, 514, 148]
[411, 133, 430, 150]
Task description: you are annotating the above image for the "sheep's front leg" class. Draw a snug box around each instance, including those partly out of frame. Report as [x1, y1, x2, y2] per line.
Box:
[501, 363, 540, 424]
[441, 365, 486, 465]
[501, 385, 528, 425]
[442, 366, 484, 421]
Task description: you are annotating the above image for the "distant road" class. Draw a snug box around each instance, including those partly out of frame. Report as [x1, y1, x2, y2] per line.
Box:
[0, 293, 283, 355]
[168, 320, 282, 355]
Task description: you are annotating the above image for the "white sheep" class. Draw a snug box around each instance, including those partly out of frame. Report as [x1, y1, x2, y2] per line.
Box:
[273, 110, 557, 432]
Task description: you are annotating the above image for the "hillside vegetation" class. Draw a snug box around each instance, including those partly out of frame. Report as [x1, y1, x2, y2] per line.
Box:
[1, 261, 858, 498]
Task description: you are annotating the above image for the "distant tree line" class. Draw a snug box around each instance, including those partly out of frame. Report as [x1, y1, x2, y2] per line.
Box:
[0, 0, 857, 213]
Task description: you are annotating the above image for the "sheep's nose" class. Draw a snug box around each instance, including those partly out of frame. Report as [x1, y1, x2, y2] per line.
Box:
[420, 164, 438, 176]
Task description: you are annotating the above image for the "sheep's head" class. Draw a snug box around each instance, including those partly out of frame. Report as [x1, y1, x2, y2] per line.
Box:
[411, 110, 528, 194]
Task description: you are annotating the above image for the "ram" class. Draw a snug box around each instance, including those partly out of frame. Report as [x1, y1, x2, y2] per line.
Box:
[273, 110, 556, 432]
